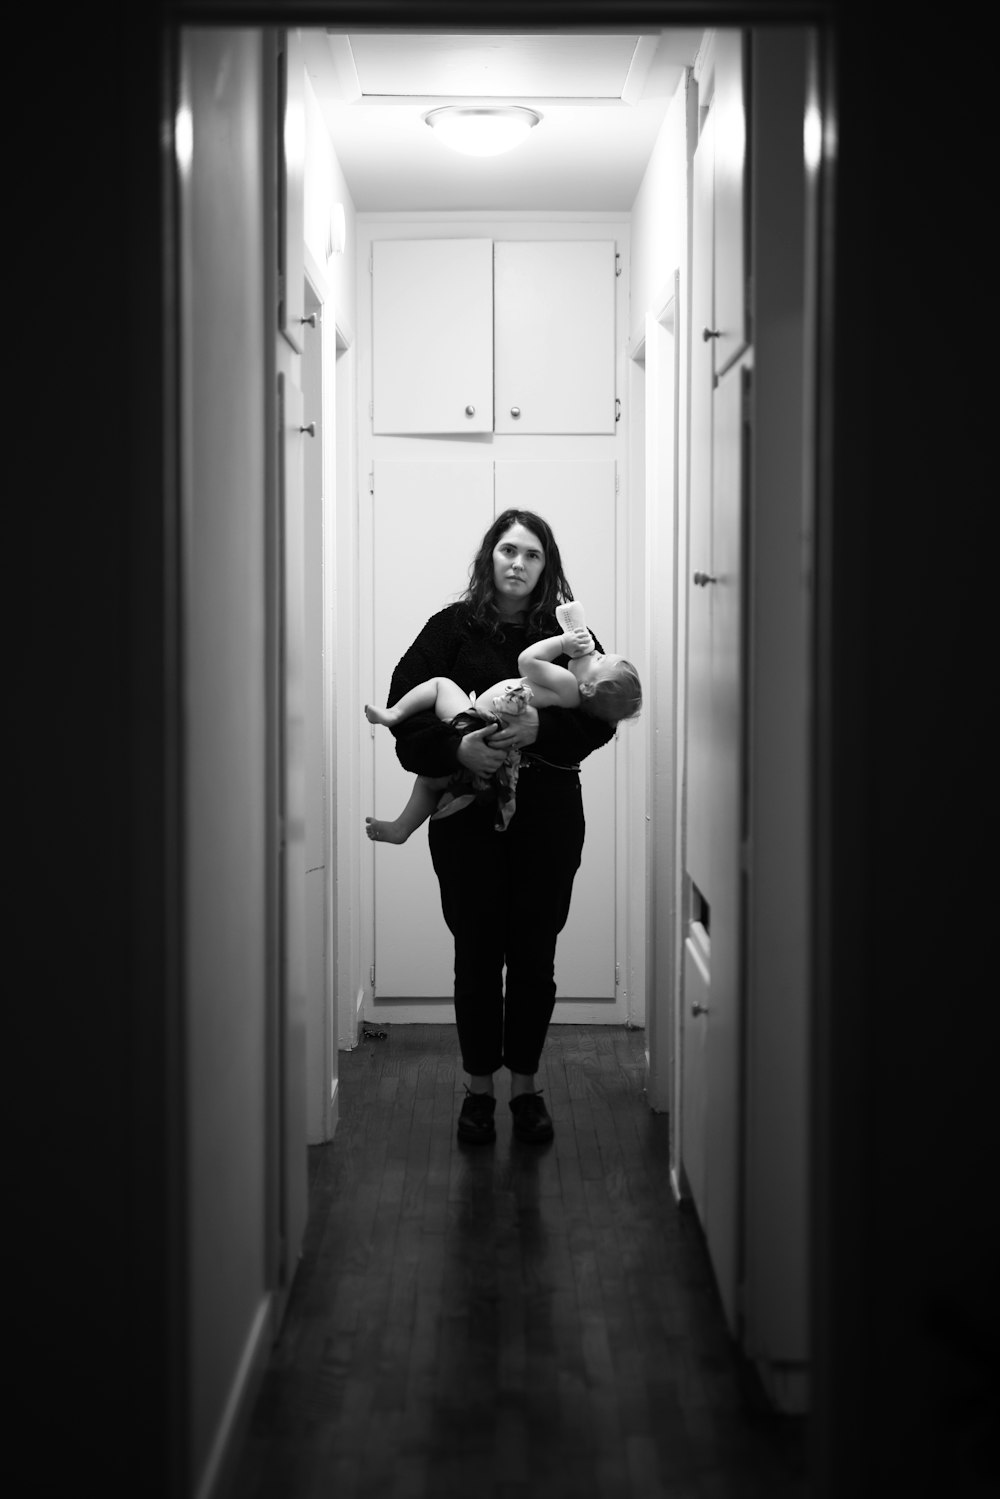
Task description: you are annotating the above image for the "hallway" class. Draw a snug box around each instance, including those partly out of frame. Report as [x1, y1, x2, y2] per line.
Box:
[232, 1025, 807, 1498]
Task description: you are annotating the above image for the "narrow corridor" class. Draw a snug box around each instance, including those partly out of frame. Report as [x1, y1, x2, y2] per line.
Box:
[232, 1025, 807, 1498]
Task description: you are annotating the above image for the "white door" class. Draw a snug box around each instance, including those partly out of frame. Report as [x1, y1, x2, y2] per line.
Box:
[370, 460, 494, 999]
[371, 239, 494, 434]
[493, 241, 617, 434]
[494, 459, 620, 1008]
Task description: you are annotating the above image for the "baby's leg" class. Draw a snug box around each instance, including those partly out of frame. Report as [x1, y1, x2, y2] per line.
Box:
[365, 677, 470, 728]
[366, 775, 451, 844]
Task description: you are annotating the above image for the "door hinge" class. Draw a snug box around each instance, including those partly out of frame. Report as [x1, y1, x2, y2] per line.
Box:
[369, 400, 374, 422]
[615, 398, 621, 423]
[615, 252, 622, 277]
[615, 962, 621, 988]
[369, 250, 373, 274]
[369, 469, 374, 494]
[370, 964, 376, 991]
[615, 468, 620, 493]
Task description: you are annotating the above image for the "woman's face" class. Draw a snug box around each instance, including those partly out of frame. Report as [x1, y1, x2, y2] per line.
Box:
[491, 523, 546, 614]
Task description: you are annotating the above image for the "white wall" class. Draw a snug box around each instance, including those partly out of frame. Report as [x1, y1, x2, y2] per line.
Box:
[304, 70, 357, 323]
[629, 73, 690, 341]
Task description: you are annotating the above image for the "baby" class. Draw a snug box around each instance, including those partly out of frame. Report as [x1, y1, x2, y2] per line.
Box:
[365, 602, 642, 843]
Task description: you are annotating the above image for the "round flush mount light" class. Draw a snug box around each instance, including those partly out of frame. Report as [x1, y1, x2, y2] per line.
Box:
[423, 106, 542, 158]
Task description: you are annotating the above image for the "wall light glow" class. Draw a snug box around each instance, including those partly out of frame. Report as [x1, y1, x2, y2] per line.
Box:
[803, 102, 823, 174]
[175, 104, 193, 175]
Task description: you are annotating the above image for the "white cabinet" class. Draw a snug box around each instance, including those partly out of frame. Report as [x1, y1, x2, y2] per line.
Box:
[372, 238, 617, 435]
[372, 239, 494, 434]
[494, 241, 616, 433]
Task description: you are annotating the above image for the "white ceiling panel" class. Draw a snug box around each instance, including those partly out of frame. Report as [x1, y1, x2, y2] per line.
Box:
[346, 32, 651, 100]
[303, 27, 705, 212]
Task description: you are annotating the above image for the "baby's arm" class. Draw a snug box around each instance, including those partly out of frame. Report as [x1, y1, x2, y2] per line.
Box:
[517, 633, 587, 709]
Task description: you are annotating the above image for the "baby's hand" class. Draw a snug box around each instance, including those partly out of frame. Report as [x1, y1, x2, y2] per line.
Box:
[563, 627, 595, 658]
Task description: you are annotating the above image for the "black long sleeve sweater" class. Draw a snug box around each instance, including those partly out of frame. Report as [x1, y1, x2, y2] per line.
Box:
[387, 603, 615, 780]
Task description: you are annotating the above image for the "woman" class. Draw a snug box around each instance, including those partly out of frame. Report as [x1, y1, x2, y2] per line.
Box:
[385, 509, 615, 1144]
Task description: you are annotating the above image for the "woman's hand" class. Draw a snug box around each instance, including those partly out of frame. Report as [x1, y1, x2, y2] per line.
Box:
[491, 704, 539, 753]
[456, 723, 508, 776]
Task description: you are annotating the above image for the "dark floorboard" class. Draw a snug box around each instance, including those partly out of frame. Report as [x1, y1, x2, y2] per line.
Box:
[230, 1024, 807, 1499]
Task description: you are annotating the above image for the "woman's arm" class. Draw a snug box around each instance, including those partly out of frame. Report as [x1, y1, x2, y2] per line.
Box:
[531, 703, 615, 765]
[387, 607, 507, 780]
[387, 609, 468, 778]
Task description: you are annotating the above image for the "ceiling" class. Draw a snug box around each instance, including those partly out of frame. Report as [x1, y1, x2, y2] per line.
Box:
[302, 29, 705, 212]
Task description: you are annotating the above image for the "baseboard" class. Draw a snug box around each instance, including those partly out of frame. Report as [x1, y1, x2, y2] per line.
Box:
[194, 1293, 273, 1499]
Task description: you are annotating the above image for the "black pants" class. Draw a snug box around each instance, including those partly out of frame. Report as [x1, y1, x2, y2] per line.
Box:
[428, 761, 585, 1076]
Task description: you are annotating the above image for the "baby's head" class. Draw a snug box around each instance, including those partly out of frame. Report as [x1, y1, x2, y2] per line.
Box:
[571, 652, 643, 725]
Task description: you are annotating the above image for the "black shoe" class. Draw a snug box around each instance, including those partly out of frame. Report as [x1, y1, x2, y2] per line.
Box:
[509, 1091, 554, 1143]
[457, 1089, 496, 1144]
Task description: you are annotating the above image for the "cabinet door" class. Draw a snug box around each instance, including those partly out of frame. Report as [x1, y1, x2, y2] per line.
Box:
[277, 29, 305, 351]
[494, 241, 617, 434]
[713, 30, 749, 373]
[372, 239, 493, 434]
[682, 924, 710, 1217]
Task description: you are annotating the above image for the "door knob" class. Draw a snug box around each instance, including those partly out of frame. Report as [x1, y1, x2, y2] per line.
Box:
[510, 406, 521, 419]
[299, 422, 316, 437]
[702, 327, 721, 341]
[693, 571, 717, 586]
[465, 405, 476, 417]
[691, 1001, 708, 1016]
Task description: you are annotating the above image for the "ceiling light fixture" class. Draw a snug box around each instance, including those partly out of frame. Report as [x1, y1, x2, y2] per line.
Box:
[423, 105, 542, 158]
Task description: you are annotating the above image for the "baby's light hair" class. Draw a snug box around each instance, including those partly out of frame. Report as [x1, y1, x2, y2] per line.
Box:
[579, 658, 643, 725]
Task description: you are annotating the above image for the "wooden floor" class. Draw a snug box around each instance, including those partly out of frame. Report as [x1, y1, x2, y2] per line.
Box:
[231, 1024, 807, 1499]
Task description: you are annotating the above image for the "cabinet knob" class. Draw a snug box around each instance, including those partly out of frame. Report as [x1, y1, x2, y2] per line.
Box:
[693, 571, 717, 586]
[691, 1001, 708, 1016]
[510, 406, 521, 419]
[299, 422, 316, 438]
[702, 327, 721, 341]
[465, 405, 476, 417]
[300, 313, 317, 328]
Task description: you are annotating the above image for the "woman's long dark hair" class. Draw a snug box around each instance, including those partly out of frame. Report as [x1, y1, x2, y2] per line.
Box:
[462, 508, 574, 639]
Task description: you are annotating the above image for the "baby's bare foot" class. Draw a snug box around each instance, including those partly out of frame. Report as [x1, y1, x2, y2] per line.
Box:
[365, 704, 397, 726]
[366, 816, 408, 845]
